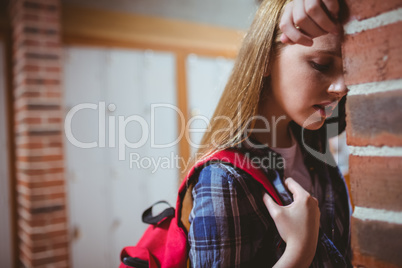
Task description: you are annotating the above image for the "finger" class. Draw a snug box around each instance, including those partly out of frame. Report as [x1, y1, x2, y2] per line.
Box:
[279, 2, 313, 46]
[321, 0, 339, 19]
[280, 33, 295, 45]
[284, 177, 307, 198]
[304, 0, 338, 34]
[292, 0, 327, 38]
[312, 196, 319, 203]
[263, 193, 280, 217]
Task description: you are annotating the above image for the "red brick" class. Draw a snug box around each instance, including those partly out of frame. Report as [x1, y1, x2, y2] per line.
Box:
[342, 22, 402, 85]
[19, 241, 69, 266]
[18, 142, 43, 149]
[25, 9, 60, 23]
[16, 31, 60, 45]
[30, 241, 68, 254]
[44, 41, 60, 47]
[46, 91, 61, 98]
[351, 217, 402, 267]
[23, 77, 60, 86]
[16, 57, 62, 71]
[31, 253, 68, 267]
[14, 37, 61, 54]
[346, 90, 402, 146]
[22, 1, 60, 14]
[17, 140, 63, 150]
[18, 221, 68, 241]
[25, 103, 61, 111]
[349, 156, 402, 211]
[22, 42, 61, 54]
[344, 0, 402, 21]
[21, 192, 66, 203]
[17, 64, 60, 76]
[48, 141, 62, 148]
[20, 167, 64, 176]
[22, 64, 40, 72]
[18, 179, 65, 189]
[19, 90, 41, 99]
[29, 229, 67, 242]
[25, 129, 62, 137]
[18, 221, 66, 240]
[21, 117, 42, 124]
[18, 154, 61, 163]
[14, 88, 61, 102]
[45, 66, 61, 73]
[29, 214, 67, 228]
[47, 117, 62, 123]
[22, 13, 40, 22]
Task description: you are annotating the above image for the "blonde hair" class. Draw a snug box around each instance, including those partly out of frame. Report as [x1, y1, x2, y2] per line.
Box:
[197, 0, 289, 158]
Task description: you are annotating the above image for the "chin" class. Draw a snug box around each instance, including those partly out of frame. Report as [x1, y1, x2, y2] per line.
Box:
[304, 121, 325, 130]
[297, 114, 326, 130]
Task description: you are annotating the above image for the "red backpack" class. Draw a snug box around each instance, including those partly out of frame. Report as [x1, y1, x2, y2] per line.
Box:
[119, 149, 284, 268]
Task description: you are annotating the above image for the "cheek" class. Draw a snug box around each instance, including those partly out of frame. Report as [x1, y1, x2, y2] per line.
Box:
[280, 70, 316, 108]
[280, 72, 324, 124]
[288, 69, 325, 105]
[273, 61, 305, 99]
[271, 55, 326, 115]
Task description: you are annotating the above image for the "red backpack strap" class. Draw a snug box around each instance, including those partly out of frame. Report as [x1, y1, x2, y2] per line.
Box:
[178, 149, 284, 206]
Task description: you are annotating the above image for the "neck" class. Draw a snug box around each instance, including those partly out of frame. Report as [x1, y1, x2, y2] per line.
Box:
[252, 115, 293, 148]
[252, 92, 294, 148]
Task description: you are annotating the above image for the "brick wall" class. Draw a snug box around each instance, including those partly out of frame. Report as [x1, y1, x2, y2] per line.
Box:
[342, 1, 402, 267]
[9, 0, 69, 267]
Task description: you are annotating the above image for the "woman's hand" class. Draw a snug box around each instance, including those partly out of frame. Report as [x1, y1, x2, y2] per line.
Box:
[263, 177, 320, 268]
[279, 0, 340, 46]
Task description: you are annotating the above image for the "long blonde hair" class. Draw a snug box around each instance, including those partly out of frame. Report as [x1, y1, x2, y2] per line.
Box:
[197, 0, 289, 158]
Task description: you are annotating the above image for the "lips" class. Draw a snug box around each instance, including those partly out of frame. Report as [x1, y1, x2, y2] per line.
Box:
[313, 101, 337, 117]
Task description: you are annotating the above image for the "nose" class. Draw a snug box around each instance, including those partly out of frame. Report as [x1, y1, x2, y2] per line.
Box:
[328, 75, 348, 98]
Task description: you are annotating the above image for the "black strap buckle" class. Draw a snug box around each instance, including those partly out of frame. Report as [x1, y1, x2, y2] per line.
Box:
[123, 257, 149, 268]
[142, 200, 175, 225]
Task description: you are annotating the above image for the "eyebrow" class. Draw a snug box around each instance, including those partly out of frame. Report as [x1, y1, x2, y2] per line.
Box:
[314, 49, 342, 58]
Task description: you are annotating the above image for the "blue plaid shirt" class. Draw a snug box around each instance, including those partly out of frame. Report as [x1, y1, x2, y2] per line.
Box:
[188, 123, 352, 267]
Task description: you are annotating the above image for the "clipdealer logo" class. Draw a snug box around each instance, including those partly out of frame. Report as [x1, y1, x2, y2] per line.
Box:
[64, 102, 185, 161]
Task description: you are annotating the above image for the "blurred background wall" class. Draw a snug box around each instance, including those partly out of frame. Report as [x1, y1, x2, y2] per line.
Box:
[1, 0, 259, 267]
[61, 0, 258, 30]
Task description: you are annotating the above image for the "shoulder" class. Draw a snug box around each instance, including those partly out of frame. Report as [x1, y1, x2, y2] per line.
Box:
[194, 162, 260, 196]
[196, 162, 241, 184]
[191, 162, 269, 221]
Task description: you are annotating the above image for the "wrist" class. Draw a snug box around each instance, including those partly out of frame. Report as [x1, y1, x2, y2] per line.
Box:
[282, 240, 316, 268]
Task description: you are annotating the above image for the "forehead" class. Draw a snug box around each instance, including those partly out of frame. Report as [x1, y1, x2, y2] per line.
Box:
[284, 33, 342, 57]
[311, 34, 341, 56]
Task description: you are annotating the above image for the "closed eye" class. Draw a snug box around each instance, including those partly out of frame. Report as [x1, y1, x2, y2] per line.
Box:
[310, 61, 331, 72]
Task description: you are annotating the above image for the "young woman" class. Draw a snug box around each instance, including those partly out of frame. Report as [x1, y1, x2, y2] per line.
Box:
[186, 0, 352, 267]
